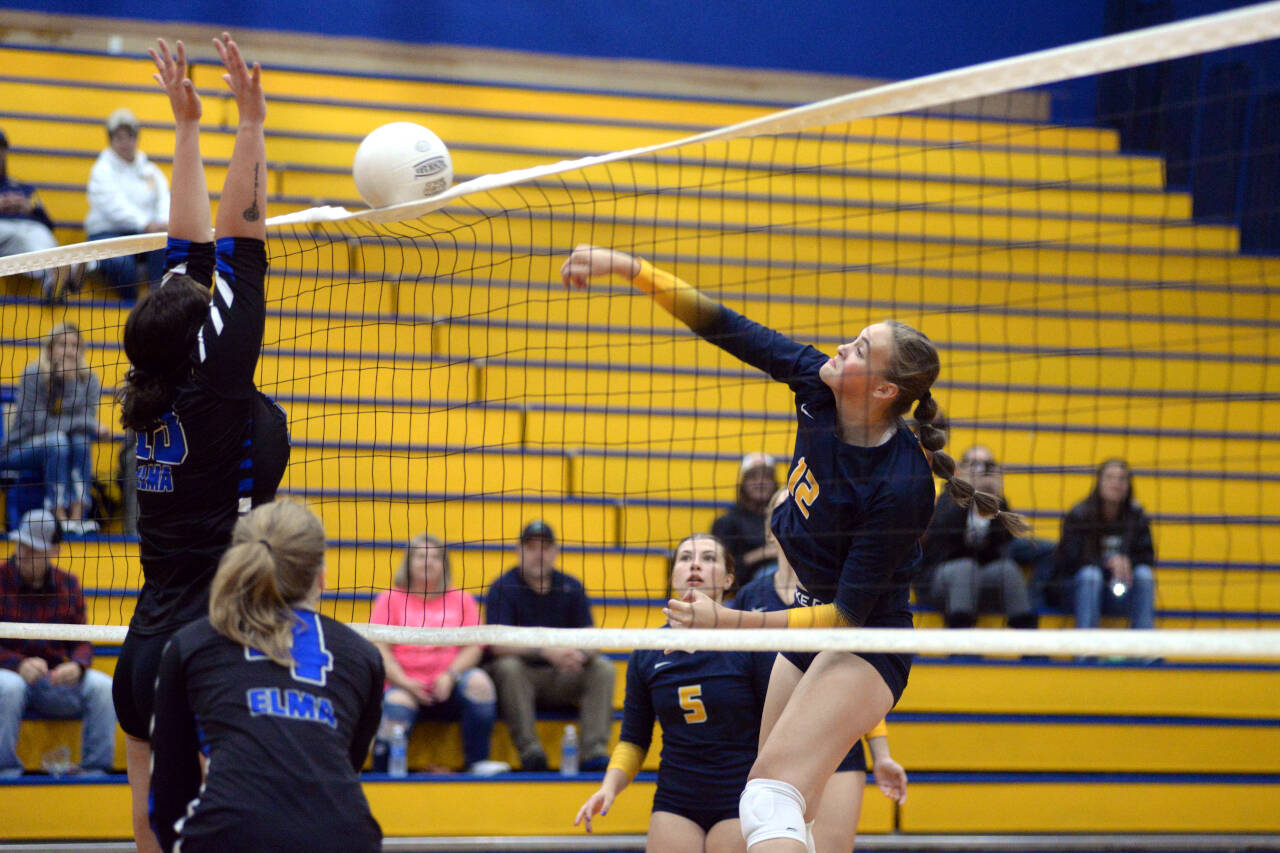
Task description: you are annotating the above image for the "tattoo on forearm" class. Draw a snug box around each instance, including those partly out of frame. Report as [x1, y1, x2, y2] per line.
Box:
[242, 163, 261, 222]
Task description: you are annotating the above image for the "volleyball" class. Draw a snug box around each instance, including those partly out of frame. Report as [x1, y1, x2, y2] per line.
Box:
[352, 121, 453, 208]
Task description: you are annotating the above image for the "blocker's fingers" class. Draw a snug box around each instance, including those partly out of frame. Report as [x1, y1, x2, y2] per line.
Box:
[223, 35, 246, 71]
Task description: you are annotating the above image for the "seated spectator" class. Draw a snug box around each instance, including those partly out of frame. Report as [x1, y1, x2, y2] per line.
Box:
[84, 108, 168, 300]
[710, 452, 778, 588]
[0, 509, 116, 776]
[368, 534, 508, 776]
[0, 129, 85, 301]
[1056, 458, 1156, 629]
[2, 323, 112, 535]
[917, 446, 1037, 629]
[485, 520, 614, 772]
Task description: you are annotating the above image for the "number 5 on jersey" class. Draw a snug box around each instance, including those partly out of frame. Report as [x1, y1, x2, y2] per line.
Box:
[787, 456, 820, 518]
[678, 684, 707, 724]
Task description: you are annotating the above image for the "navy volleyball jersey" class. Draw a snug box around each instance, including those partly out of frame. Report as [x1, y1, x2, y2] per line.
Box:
[704, 308, 936, 628]
[730, 570, 785, 613]
[621, 646, 774, 813]
[132, 237, 280, 636]
[150, 612, 384, 853]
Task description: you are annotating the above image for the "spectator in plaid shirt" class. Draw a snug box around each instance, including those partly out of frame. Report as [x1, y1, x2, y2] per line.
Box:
[0, 509, 115, 776]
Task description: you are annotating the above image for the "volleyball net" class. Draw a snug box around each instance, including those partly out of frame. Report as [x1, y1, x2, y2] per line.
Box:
[0, 2, 1277, 661]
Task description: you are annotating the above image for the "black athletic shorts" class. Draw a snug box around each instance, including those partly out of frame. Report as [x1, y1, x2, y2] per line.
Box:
[112, 628, 176, 738]
[836, 736, 868, 773]
[652, 790, 740, 834]
[780, 649, 911, 706]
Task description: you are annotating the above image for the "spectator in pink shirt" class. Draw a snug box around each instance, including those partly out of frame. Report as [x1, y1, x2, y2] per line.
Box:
[368, 534, 509, 776]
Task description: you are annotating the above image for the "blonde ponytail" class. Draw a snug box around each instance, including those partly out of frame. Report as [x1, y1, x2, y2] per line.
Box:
[209, 500, 326, 667]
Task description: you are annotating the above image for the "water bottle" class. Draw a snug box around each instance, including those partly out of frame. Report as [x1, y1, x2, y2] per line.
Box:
[388, 723, 409, 778]
[560, 723, 579, 776]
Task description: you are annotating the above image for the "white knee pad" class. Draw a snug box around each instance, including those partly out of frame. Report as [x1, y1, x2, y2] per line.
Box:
[739, 778, 808, 847]
[804, 819, 817, 853]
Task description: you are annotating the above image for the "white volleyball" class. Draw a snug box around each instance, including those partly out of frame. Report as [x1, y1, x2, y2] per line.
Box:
[352, 122, 453, 208]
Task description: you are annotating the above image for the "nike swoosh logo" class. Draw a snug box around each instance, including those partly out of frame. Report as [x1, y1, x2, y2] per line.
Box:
[800, 403, 814, 419]
[654, 661, 674, 669]
[751, 607, 766, 612]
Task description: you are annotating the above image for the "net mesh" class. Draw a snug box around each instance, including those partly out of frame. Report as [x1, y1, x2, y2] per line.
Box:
[0, 3, 1278, 660]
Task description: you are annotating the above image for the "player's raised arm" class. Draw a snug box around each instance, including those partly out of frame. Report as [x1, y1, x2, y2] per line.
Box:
[150, 38, 211, 242]
[562, 244, 820, 386]
[212, 33, 267, 241]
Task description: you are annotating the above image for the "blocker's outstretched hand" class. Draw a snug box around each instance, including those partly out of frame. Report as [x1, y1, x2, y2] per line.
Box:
[561, 244, 641, 289]
[150, 38, 201, 123]
[213, 32, 265, 124]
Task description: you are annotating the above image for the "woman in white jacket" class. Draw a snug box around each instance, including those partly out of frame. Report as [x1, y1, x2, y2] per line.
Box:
[84, 108, 169, 301]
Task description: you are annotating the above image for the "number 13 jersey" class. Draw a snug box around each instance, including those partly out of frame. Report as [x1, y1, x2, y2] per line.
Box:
[132, 237, 282, 636]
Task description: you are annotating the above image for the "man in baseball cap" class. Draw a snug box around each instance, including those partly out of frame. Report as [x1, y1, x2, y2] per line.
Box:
[85, 105, 169, 299]
[0, 509, 116, 776]
[483, 518, 614, 772]
[519, 519, 556, 544]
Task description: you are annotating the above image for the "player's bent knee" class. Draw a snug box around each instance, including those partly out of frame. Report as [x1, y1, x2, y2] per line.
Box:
[739, 778, 807, 847]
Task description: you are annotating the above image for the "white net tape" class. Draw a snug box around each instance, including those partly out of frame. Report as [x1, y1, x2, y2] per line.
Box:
[3, 622, 1276, 659]
[3, 0, 1280, 276]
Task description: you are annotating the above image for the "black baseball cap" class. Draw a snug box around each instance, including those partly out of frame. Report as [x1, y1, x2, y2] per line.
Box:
[519, 520, 555, 544]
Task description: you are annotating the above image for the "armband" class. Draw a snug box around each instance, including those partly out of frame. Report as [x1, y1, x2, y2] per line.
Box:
[631, 260, 718, 331]
[866, 718, 889, 740]
[606, 741, 646, 783]
[786, 603, 852, 628]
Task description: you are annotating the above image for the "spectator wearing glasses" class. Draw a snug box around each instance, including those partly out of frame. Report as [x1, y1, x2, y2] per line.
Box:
[918, 446, 1038, 629]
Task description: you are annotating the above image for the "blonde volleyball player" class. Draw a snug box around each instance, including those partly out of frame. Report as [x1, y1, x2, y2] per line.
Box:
[562, 245, 1019, 852]
[731, 489, 908, 850]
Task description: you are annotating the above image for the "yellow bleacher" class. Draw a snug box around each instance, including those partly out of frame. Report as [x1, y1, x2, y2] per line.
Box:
[1, 37, 1277, 843]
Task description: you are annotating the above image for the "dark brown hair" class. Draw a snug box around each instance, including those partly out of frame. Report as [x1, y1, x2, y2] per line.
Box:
[1080, 458, 1136, 522]
[118, 275, 210, 431]
[668, 532, 736, 600]
[884, 321, 1028, 535]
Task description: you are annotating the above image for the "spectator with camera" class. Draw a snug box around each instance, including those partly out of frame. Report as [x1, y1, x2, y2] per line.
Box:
[1056, 458, 1156, 630]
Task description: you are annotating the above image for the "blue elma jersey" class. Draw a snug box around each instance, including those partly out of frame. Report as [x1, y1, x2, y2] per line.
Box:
[149, 611, 384, 852]
[132, 238, 272, 635]
[703, 308, 936, 627]
[621, 646, 774, 814]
